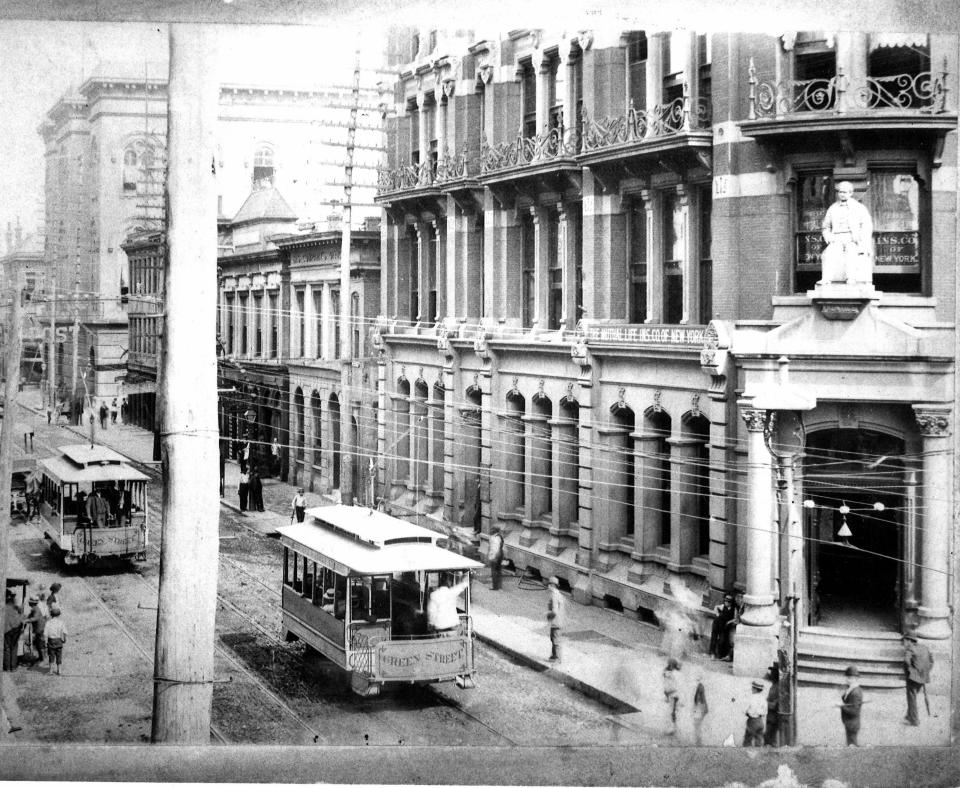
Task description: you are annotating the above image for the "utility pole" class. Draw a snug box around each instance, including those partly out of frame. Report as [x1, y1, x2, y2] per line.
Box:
[151, 24, 220, 744]
[338, 45, 361, 504]
[47, 280, 56, 415]
[0, 279, 24, 688]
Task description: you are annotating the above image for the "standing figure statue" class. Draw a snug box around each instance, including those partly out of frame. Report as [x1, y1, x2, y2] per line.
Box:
[820, 181, 874, 285]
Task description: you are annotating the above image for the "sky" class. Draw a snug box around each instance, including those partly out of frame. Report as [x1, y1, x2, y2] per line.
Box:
[0, 19, 389, 254]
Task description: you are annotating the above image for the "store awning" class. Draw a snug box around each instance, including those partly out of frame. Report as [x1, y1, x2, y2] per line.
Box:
[869, 33, 928, 51]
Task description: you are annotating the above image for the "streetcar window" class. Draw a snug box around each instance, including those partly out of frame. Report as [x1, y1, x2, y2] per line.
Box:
[334, 574, 347, 620]
[292, 553, 301, 592]
[282, 547, 290, 586]
[302, 557, 314, 599]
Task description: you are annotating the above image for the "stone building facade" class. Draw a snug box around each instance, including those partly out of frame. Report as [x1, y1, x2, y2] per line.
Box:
[374, 28, 958, 686]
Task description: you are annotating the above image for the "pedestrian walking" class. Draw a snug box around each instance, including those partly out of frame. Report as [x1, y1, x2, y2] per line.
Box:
[902, 631, 933, 726]
[742, 680, 766, 747]
[547, 576, 564, 662]
[764, 664, 780, 747]
[120, 396, 128, 423]
[487, 527, 504, 590]
[44, 604, 67, 675]
[291, 488, 306, 523]
[249, 468, 264, 512]
[662, 657, 681, 734]
[99, 402, 109, 429]
[691, 670, 709, 746]
[838, 665, 863, 746]
[45, 403, 52, 424]
[54, 400, 62, 425]
[239, 441, 250, 474]
[3, 591, 23, 672]
[110, 397, 118, 424]
[271, 437, 281, 475]
[219, 450, 226, 498]
[238, 469, 250, 513]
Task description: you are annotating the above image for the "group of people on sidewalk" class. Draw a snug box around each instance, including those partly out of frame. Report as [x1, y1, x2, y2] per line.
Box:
[3, 582, 67, 676]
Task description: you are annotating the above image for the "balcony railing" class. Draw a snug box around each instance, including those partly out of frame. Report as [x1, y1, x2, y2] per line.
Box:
[479, 125, 580, 175]
[748, 58, 950, 119]
[376, 151, 478, 194]
[581, 92, 711, 152]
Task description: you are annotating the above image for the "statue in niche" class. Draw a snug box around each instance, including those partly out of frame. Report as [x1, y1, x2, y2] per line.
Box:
[820, 181, 874, 285]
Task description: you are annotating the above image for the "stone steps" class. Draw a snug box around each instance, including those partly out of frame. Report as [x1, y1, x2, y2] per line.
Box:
[797, 627, 905, 689]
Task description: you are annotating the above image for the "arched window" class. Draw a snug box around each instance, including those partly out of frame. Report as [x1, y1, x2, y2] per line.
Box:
[122, 149, 139, 192]
[253, 144, 275, 186]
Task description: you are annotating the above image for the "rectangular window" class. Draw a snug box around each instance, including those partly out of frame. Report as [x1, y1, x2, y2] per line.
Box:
[574, 208, 583, 324]
[351, 293, 361, 358]
[409, 228, 419, 322]
[628, 200, 647, 323]
[425, 94, 438, 176]
[269, 292, 278, 359]
[697, 34, 712, 124]
[795, 172, 833, 291]
[225, 294, 234, 354]
[521, 213, 535, 328]
[253, 292, 263, 356]
[313, 289, 323, 358]
[698, 187, 712, 324]
[794, 34, 836, 111]
[409, 99, 420, 165]
[547, 210, 562, 330]
[521, 60, 537, 138]
[662, 191, 684, 324]
[331, 289, 341, 360]
[867, 171, 922, 292]
[296, 289, 305, 357]
[547, 56, 563, 132]
[477, 86, 486, 151]
[238, 293, 248, 355]
[427, 224, 437, 323]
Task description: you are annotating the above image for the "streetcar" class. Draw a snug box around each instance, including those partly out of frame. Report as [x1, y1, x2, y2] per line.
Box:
[278, 505, 484, 697]
[37, 444, 150, 566]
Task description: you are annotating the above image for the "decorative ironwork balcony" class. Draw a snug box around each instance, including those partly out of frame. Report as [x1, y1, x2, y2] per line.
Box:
[581, 89, 711, 153]
[376, 149, 479, 195]
[479, 125, 581, 175]
[748, 57, 950, 119]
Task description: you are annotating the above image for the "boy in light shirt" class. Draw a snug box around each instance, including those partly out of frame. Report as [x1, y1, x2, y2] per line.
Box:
[44, 604, 67, 675]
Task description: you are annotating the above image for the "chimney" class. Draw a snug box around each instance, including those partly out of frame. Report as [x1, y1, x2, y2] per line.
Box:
[5, 222, 11, 255]
[15, 216, 22, 247]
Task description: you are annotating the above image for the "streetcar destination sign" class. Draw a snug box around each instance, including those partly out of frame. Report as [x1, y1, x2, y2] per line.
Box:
[375, 638, 468, 680]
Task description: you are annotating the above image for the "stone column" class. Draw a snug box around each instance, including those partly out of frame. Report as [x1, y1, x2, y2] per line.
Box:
[303, 283, 313, 358]
[739, 404, 777, 624]
[414, 222, 427, 324]
[416, 91, 429, 165]
[532, 48, 548, 134]
[644, 34, 664, 133]
[558, 203, 574, 330]
[734, 403, 779, 676]
[641, 189, 658, 323]
[531, 206, 547, 330]
[675, 184, 691, 325]
[913, 406, 952, 639]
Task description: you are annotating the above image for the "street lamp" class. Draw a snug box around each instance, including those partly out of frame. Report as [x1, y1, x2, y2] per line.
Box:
[743, 356, 816, 747]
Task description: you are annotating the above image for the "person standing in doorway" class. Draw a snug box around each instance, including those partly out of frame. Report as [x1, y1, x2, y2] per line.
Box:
[249, 468, 264, 512]
[691, 669, 709, 746]
[487, 527, 504, 590]
[839, 664, 864, 745]
[743, 680, 766, 747]
[99, 401, 108, 429]
[238, 468, 250, 513]
[547, 576, 564, 662]
[3, 591, 23, 672]
[903, 631, 933, 726]
[110, 398, 118, 424]
[291, 489, 306, 522]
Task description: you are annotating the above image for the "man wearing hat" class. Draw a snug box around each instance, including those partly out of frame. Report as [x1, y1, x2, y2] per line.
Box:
[902, 631, 933, 726]
[24, 594, 48, 663]
[487, 527, 504, 591]
[838, 665, 864, 745]
[3, 590, 24, 671]
[743, 679, 767, 746]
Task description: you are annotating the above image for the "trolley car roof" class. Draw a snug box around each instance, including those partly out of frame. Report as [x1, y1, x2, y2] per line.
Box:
[39, 445, 149, 484]
[277, 506, 483, 576]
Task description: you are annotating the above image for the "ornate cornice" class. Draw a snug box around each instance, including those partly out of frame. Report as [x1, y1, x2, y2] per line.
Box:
[740, 405, 769, 433]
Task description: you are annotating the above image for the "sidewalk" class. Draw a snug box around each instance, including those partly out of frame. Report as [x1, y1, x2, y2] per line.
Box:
[14, 388, 951, 748]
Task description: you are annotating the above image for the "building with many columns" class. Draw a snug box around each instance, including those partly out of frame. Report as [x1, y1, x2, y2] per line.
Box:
[373, 27, 958, 694]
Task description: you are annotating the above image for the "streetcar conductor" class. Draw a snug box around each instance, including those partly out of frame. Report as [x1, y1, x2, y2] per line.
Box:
[427, 573, 469, 636]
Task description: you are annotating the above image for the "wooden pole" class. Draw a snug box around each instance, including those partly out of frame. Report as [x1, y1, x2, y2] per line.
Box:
[48, 280, 56, 417]
[338, 46, 360, 502]
[151, 23, 220, 744]
[0, 279, 24, 676]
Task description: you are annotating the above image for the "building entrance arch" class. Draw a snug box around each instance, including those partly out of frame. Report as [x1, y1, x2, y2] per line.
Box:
[802, 428, 909, 632]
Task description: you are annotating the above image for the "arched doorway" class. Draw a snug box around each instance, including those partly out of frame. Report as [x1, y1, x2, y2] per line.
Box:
[802, 428, 907, 631]
[329, 393, 341, 490]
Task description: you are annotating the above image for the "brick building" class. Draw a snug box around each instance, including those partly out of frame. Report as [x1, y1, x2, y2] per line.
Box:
[374, 28, 958, 687]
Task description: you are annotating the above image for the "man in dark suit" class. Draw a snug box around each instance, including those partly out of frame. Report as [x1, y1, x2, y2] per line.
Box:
[839, 664, 864, 745]
[903, 631, 933, 726]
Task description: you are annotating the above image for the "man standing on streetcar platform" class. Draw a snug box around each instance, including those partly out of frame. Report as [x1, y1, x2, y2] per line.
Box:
[427, 573, 470, 636]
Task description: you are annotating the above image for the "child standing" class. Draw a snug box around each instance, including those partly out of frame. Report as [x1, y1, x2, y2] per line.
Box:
[44, 604, 67, 675]
[663, 658, 681, 734]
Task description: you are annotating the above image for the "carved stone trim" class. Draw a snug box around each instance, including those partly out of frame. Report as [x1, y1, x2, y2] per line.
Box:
[740, 406, 768, 433]
[914, 406, 951, 437]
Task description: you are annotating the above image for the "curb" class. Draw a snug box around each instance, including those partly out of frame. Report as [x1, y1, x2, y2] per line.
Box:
[473, 630, 640, 714]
